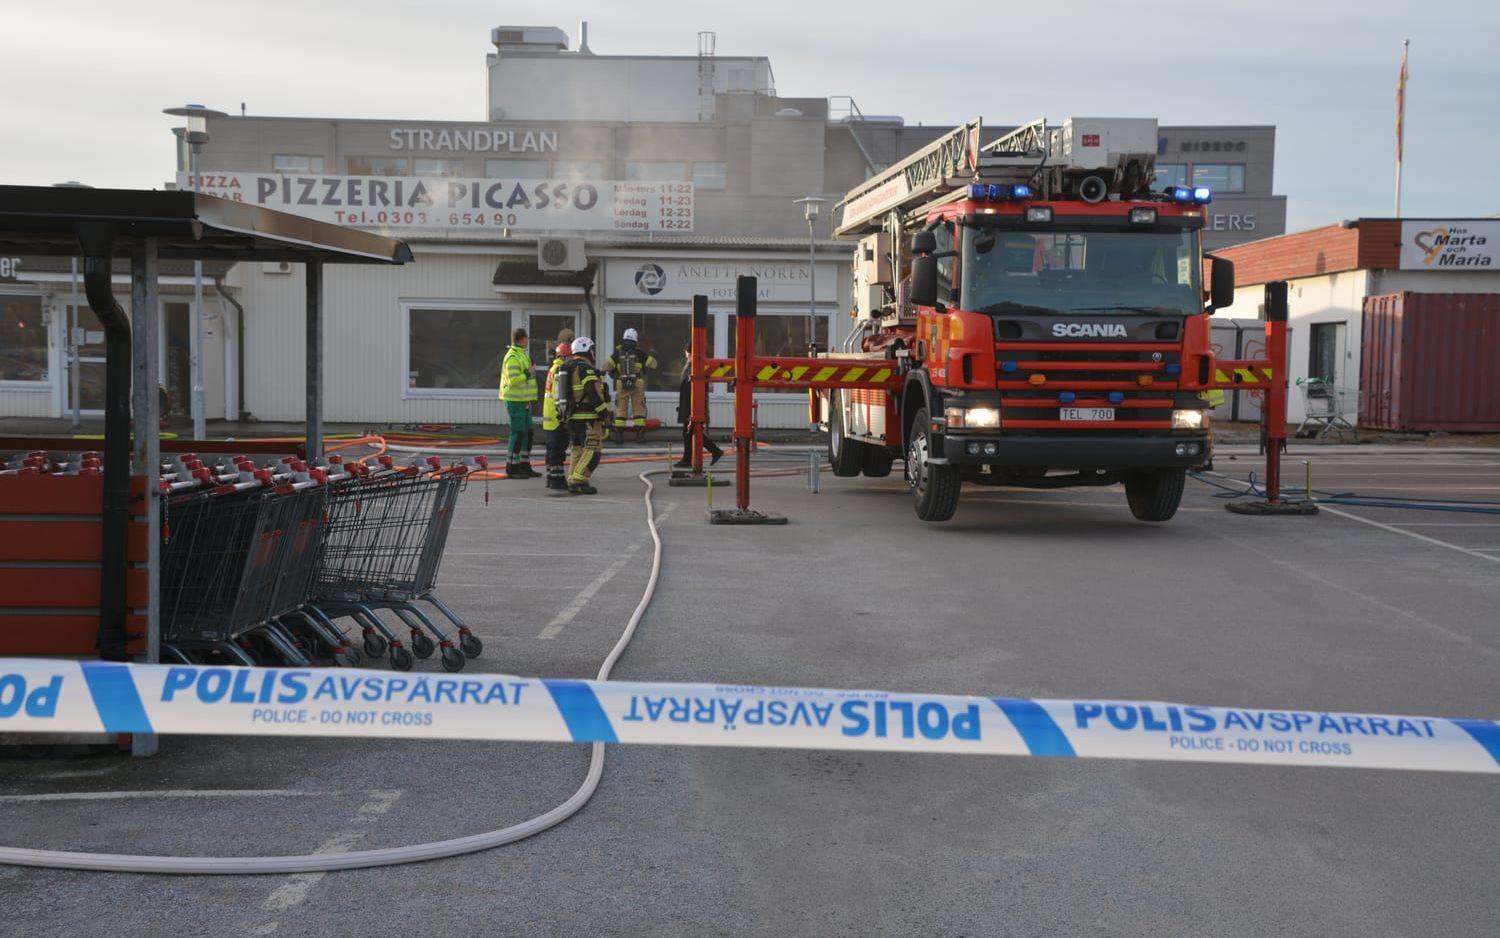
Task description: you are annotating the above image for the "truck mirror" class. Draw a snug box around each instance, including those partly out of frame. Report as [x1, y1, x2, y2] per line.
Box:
[1209, 255, 1235, 310]
[910, 255, 938, 307]
[911, 230, 936, 255]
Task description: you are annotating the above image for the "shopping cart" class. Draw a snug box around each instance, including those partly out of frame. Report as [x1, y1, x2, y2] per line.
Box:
[307, 465, 481, 673]
[159, 484, 356, 667]
[1296, 378, 1360, 438]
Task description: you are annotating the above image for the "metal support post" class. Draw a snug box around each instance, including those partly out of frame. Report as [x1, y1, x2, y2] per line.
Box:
[129, 239, 160, 757]
[690, 294, 708, 473]
[709, 275, 785, 523]
[304, 260, 323, 461]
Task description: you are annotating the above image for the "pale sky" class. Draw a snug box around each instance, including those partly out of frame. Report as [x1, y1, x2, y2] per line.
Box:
[3, 0, 1496, 231]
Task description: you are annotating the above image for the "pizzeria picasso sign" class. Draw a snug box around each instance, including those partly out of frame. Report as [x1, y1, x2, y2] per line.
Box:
[177, 172, 692, 233]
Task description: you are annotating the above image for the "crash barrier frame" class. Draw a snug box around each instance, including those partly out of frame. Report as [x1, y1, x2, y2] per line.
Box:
[685, 277, 1303, 520]
[4, 658, 1498, 776]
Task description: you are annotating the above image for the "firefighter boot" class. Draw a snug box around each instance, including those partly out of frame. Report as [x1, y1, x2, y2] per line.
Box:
[517, 461, 540, 479]
[568, 482, 598, 495]
[505, 461, 526, 480]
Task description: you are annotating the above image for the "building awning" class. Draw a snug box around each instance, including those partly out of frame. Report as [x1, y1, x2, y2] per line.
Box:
[491, 259, 596, 302]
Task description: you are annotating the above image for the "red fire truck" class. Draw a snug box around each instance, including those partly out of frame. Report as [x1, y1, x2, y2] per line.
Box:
[820, 117, 1248, 523]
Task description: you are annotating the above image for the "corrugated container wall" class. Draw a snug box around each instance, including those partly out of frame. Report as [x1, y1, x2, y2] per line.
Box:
[1360, 293, 1500, 431]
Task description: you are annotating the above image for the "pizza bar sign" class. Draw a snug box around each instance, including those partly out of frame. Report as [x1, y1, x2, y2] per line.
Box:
[1400, 221, 1500, 270]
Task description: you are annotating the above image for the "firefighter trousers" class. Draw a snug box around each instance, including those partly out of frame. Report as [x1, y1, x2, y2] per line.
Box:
[614, 387, 648, 429]
[567, 420, 604, 484]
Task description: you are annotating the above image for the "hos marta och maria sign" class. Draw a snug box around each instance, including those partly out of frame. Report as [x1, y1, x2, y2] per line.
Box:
[177, 172, 693, 233]
[1401, 220, 1499, 270]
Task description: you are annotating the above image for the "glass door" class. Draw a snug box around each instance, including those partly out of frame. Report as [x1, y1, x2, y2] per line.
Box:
[64, 303, 108, 415]
[522, 311, 579, 415]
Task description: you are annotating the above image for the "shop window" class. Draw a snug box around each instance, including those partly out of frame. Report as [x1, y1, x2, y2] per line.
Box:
[404, 303, 511, 394]
[1154, 163, 1188, 189]
[626, 162, 687, 182]
[554, 160, 605, 179]
[413, 158, 465, 178]
[692, 162, 727, 189]
[486, 159, 550, 179]
[1191, 164, 1245, 193]
[726, 314, 831, 363]
[1308, 322, 1342, 383]
[609, 313, 715, 390]
[347, 156, 410, 176]
[273, 154, 324, 174]
[0, 295, 49, 383]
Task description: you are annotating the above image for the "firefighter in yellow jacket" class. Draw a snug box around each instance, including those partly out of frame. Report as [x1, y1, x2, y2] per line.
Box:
[498, 326, 539, 479]
[541, 339, 573, 491]
[564, 337, 611, 495]
[603, 327, 657, 443]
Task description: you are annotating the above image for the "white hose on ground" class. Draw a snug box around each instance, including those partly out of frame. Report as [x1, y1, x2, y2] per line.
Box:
[0, 470, 669, 875]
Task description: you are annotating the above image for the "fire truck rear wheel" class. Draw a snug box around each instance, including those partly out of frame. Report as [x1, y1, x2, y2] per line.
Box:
[1124, 467, 1186, 522]
[828, 403, 866, 477]
[906, 408, 960, 522]
[862, 445, 894, 478]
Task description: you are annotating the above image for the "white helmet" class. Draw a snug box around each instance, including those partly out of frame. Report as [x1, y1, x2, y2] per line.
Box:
[571, 336, 595, 355]
[622, 328, 639, 342]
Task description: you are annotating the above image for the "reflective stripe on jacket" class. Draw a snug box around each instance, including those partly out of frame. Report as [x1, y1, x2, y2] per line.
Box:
[499, 344, 537, 402]
[567, 359, 610, 422]
[542, 357, 565, 431]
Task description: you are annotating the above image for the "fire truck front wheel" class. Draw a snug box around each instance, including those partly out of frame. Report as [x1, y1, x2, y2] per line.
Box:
[1124, 467, 1186, 522]
[828, 403, 867, 477]
[906, 408, 961, 522]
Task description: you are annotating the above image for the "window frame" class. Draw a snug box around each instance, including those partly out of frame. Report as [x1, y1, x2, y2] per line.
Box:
[0, 292, 53, 389]
[400, 298, 513, 399]
[692, 162, 727, 190]
[553, 160, 605, 179]
[346, 155, 410, 176]
[485, 158, 551, 179]
[412, 157, 465, 178]
[1153, 162, 1189, 189]
[1190, 163, 1246, 193]
[272, 154, 325, 174]
[625, 161, 688, 183]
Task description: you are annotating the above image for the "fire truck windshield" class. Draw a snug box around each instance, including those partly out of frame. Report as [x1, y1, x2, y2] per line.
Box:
[960, 227, 1202, 317]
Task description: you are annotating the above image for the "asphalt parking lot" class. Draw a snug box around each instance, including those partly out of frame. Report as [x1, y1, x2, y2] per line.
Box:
[3, 443, 1499, 936]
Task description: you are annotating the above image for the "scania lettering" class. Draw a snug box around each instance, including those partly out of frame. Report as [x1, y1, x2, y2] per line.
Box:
[822, 117, 1235, 522]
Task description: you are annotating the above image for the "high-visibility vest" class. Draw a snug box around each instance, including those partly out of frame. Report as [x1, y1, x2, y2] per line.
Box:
[567, 359, 609, 422]
[542, 357, 566, 431]
[499, 344, 537, 402]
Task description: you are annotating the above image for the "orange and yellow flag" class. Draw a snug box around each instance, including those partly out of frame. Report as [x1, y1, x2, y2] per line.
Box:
[1396, 41, 1410, 162]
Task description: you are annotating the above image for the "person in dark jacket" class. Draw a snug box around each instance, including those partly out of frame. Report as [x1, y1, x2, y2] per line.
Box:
[675, 347, 723, 469]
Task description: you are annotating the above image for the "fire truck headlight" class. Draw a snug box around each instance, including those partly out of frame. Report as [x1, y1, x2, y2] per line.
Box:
[1172, 409, 1207, 430]
[1024, 206, 1053, 223]
[965, 406, 1001, 428]
[1129, 208, 1158, 225]
[945, 406, 965, 428]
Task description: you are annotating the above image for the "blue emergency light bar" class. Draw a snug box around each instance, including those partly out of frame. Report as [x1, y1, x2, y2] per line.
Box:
[970, 183, 1032, 201]
[1169, 186, 1213, 205]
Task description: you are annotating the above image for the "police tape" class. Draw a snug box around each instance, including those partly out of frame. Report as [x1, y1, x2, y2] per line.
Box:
[2, 658, 1497, 774]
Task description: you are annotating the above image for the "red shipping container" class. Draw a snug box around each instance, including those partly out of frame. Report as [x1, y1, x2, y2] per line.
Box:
[1360, 292, 1500, 431]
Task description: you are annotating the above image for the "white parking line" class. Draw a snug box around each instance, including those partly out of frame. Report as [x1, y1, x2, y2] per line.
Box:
[0, 789, 312, 803]
[537, 543, 642, 640]
[1319, 504, 1500, 565]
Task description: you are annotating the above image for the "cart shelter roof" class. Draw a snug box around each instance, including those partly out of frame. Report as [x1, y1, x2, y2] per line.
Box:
[0, 185, 412, 264]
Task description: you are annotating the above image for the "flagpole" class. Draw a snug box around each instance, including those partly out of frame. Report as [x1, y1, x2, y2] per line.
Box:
[1395, 38, 1409, 217]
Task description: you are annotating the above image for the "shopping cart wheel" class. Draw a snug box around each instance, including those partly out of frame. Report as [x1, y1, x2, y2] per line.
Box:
[363, 634, 388, 659]
[390, 646, 415, 672]
[411, 633, 436, 659]
[460, 634, 483, 658]
[440, 647, 466, 673]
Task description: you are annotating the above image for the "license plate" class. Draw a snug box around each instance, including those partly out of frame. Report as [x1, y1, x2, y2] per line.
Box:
[1060, 407, 1114, 422]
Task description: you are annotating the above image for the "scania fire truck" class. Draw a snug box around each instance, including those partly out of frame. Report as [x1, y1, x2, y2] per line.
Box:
[822, 117, 1238, 523]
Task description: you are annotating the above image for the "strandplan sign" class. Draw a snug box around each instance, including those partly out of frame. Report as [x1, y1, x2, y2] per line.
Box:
[177, 172, 693, 234]
[1400, 220, 1499, 270]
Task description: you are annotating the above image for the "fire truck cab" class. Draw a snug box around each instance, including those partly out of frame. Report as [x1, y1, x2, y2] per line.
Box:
[824, 117, 1236, 523]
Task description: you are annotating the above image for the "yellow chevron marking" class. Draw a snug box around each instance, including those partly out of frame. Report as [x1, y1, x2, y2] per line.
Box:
[788, 366, 810, 381]
[756, 365, 778, 381]
[1234, 367, 1257, 383]
[711, 365, 733, 378]
[870, 368, 892, 383]
[840, 367, 868, 382]
[1215, 369, 1231, 384]
[813, 366, 838, 382]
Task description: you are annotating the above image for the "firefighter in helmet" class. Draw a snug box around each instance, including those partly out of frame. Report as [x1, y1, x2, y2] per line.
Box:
[564, 336, 611, 495]
[541, 338, 574, 491]
[603, 327, 657, 443]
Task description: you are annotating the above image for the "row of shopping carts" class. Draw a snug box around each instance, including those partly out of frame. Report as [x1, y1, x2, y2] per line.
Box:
[154, 452, 485, 672]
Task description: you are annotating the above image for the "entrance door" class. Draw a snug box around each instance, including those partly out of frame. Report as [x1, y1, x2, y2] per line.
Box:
[64, 303, 108, 415]
[163, 302, 192, 418]
[523, 311, 578, 414]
